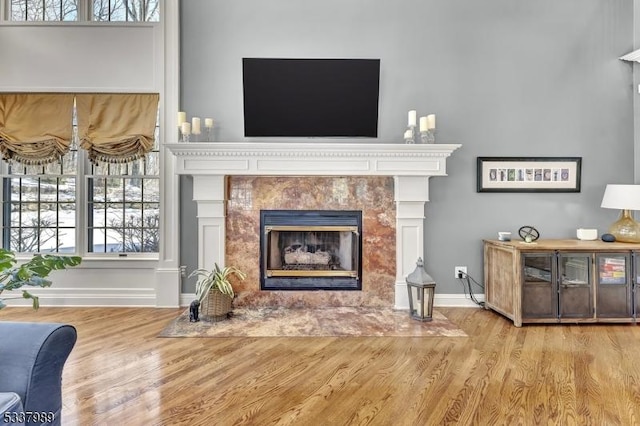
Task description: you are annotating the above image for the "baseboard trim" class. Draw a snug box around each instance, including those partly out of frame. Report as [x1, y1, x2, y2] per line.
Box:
[2, 291, 484, 309]
[435, 293, 485, 308]
[2, 287, 157, 308]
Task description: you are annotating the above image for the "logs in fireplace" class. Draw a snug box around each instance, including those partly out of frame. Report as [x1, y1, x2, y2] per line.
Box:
[260, 210, 363, 290]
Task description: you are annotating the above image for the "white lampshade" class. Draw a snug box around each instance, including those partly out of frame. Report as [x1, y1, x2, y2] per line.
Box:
[601, 184, 640, 210]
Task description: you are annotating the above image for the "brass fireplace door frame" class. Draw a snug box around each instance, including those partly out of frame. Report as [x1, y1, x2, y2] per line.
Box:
[263, 225, 359, 278]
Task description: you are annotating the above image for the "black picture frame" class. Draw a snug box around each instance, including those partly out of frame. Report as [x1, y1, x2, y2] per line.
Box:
[477, 157, 582, 193]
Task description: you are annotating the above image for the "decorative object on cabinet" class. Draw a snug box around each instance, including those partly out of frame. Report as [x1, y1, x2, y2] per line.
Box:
[476, 157, 582, 192]
[483, 239, 639, 327]
[406, 257, 436, 321]
[600, 184, 640, 243]
[497, 231, 511, 241]
[518, 225, 540, 243]
[576, 228, 598, 241]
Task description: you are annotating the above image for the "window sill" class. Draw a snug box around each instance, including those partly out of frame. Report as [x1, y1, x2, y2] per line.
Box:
[16, 254, 160, 269]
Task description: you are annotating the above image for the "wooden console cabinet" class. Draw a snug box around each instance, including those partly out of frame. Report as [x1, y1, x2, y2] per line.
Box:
[483, 239, 640, 327]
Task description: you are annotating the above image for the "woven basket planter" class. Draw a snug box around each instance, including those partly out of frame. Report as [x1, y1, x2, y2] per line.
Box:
[200, 288, 233, 322]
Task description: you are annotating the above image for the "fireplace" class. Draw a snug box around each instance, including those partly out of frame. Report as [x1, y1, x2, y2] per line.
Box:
[260, 210, 363, 291]
[167, 142, 461, 309]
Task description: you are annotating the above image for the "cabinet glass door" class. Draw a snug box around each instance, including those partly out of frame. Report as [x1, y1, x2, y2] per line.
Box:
[558, 253, 592, 319]
[634, 252, 640, 319]
[596, 253, 632, 318]
[522, 254, 557, 319]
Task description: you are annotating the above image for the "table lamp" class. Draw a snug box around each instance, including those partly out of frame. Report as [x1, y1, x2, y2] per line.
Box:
[600, 184, 640, 243]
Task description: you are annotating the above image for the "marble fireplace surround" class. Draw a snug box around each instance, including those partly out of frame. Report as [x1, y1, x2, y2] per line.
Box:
[167, 142, 461, 309]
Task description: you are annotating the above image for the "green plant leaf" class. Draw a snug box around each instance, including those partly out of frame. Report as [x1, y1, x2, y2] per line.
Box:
[0, 250, 81, 310]
[191, 262, 246, 301]
[22, 290, 39, 309]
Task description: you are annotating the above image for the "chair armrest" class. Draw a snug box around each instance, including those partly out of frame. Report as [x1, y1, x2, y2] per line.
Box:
[0, 392, 24, 426]
[0, 322, 76, 425]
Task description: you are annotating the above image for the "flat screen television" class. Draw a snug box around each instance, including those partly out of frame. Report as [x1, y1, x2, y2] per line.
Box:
[242, 58, 380, 138]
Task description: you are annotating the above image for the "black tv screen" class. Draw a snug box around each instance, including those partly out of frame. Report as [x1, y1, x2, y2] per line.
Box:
[242, 58, 380, 137]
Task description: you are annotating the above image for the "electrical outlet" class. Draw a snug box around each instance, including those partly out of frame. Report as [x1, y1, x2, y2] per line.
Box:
[455, 266, 467, 279]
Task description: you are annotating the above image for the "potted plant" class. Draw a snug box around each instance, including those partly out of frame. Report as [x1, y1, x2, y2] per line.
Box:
[0, 248, 82, 309]
[189, 263, 246, 320]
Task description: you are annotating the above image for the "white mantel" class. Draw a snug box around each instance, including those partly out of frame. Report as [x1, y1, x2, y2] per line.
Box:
[166, 142, 461, 309]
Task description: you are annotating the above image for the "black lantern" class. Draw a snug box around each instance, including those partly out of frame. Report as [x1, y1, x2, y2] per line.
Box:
[406, 257, 436, 321]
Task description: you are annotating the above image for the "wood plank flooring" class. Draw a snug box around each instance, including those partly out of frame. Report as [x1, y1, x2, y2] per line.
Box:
[2, 306, 640, 425]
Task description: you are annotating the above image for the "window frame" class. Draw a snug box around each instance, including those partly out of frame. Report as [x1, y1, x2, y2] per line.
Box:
[0, 0, 172, 267]
[3, 0, 159, 23]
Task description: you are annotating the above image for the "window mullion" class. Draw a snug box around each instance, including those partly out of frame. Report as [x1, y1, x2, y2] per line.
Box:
[18, 178, 23, 251]
[77, 0, 89, 22]
[77, 146, 88, 257]
[121, 178, 126, 251]
[35, 176, 39, 251]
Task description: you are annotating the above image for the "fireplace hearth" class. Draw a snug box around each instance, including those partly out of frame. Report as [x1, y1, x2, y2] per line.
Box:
[260, 210, 363, 291]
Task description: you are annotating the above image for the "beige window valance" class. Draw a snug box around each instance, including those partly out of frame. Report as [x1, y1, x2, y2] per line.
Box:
[0, 93, 75, 165]
[77, 93, 160, 164]
[0, 92, 159, 166]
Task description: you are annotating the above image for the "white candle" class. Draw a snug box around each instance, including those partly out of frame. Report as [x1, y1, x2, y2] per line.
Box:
[192, 117, 201, 135]
[204, 118, 214, 128]
[408, 110, 417, 127]
[181, 122, 191, 135]
[427, 114, 436, 130]
[177, 111, 186, 127]
[419, 116, 428, 132]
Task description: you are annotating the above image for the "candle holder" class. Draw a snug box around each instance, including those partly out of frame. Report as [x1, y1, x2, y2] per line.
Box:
[180, 130, 191, 143]
[404, 126, 416, 144]
[205, 126, 214, 142]
[420, 129, 436, 144]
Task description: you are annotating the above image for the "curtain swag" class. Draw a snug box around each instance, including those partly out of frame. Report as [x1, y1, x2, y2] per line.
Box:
[0, 92, 159, 166]
[76, 93, 160, 165]
[0, 93, 75, 165]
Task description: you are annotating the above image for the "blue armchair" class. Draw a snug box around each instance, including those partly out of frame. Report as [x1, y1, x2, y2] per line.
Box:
[0, 322, 77, 426]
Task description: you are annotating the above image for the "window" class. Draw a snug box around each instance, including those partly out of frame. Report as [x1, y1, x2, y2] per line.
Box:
[1, 107, 160, 255]
[10, 0, 77, 21]
[8, 0, 159, 22]
[92, 0, 158, 22]
[87, 126, 160, 253]
[3, 143, 77, 253]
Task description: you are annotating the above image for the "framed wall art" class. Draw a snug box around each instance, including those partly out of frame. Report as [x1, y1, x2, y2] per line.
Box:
[477, 157, 582, 193]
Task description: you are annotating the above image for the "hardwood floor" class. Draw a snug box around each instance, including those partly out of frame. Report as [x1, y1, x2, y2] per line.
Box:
[2, 306, 640, 425]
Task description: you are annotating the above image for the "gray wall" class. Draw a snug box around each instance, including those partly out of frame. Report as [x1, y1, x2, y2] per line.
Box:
[179, 0, 634, 295]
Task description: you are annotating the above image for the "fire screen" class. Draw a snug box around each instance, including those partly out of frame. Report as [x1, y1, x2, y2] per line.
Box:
[260, 210, 362, 290]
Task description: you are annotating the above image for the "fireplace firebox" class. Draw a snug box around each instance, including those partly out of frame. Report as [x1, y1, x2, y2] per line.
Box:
[260, 210, 363, 290]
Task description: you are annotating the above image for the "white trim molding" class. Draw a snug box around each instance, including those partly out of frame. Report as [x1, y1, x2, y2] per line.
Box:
[166, 142, 460, 177]
[167, 142, 461, 310]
